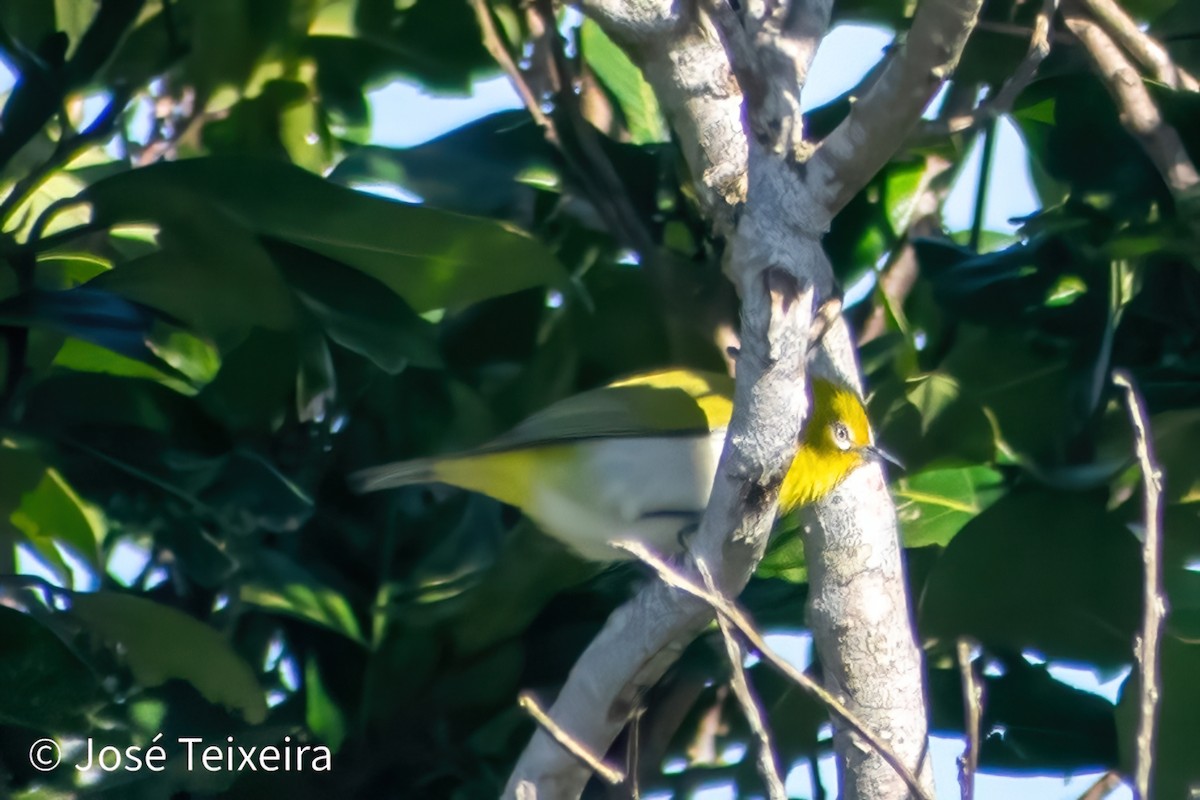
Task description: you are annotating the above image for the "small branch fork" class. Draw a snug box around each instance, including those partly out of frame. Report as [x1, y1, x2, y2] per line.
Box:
[926, 0, 1058, 140]
[619, 540, 935, 800]
[1064, 0, 1200, 196]
[694, 555, 786, 800]
[1076, 0, 1198, 91]
[1113, 370, 1166, 800]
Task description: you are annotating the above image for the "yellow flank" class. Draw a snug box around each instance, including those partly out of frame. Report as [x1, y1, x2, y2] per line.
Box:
[432, 446, 569, 511]
[351, 371, 887, 561]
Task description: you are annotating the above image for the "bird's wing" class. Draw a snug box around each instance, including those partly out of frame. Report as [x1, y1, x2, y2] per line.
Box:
[480, 368, 734, 453]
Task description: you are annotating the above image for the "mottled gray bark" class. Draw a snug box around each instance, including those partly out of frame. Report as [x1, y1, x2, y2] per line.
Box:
[505, 0, 984, 796]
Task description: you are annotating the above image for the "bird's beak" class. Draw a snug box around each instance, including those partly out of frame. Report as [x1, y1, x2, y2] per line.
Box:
[864, 444, 904, 469]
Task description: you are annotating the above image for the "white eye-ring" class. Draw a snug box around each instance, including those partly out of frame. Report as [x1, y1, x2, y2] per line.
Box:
[832, 422, 852, 451]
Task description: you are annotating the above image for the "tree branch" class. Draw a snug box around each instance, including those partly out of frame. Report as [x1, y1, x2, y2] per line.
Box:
[626, 541, 934, 800]
[504, 272, 817, 799]
[807, 0, 986, 217]
[1065, 6, 1200, 195]
[1113, 370, 1166, 800]
[956, 638, 983, 800]
[517, 692, 626, 785]
[579, 0, 748, 231]
[694, 555, 786, 800]
[1077, 0, 1199, 91]
[924, 0, 1057, 141]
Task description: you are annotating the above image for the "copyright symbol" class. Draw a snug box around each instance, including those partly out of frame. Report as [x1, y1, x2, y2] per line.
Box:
[29, 738, 60, 771]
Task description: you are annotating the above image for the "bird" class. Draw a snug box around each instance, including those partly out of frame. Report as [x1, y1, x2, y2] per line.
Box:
[350, 369, 896, 562]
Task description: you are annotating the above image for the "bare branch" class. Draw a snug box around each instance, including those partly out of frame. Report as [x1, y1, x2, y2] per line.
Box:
[1113, 370, 1166, 800]
[1065, 8, 1200, 194]
[620, 541, 935, 800]
[517, 693, 626, 786]
[468, 0, 557, 141]
[917, 0, 1056, 144]
[1077, 771, 1124, 800]
[956, 638, 983, 800]
[808, 0, 986, 216]
[1077, 0, 1199, 90]
[695, 556, 786, 800]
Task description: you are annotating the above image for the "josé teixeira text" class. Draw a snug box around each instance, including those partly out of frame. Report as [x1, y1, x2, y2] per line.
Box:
[35, 734, 333, 773]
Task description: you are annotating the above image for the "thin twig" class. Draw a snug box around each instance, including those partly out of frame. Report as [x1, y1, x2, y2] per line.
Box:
[925, 0, 1058, 140]
[1065, 7, 1200, 194]
[529, 0, 656, 254]
[1113, 370, 1165, 800]
[694, 556, 787, 800]
[517, 692, 627, 786]
[467, 0, 558, 143]
[1078, 0, 1199, 91]
[969, 117, 996, 251]
[615, 540, 935, 800]
[956, 638, 983, 800]
[1076, 770, 1124, 800]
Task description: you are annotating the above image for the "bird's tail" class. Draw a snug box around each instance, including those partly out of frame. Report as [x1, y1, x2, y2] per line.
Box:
[349, 457, 439, 494]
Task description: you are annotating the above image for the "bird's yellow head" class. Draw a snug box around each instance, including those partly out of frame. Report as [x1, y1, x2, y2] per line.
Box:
[779, 379, 893, 512]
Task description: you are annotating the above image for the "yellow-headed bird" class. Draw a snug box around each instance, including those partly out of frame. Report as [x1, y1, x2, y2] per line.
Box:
[350, 370, 893, 561]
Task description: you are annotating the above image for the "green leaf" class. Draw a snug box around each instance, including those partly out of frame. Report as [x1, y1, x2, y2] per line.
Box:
[83, 156, 568, 313]
[0, 288, 193, 381]
[882, 159, 927, 235]
[329, 111, 556, 222]
[1150, 408, 1200, 504]
[197, 328, 299, 432]
[941, 326, 1075, 462]
[53, 0, 97, 58]
[87, 197, 299, 353]
[296, 322, 336, 424]
[71, 591, 267, 723]
[580, 20, 668, 144]
[927, 658, 1118, 770]
[305, 656, 347, 752]
[894, 465, 1005, 549]
[872, 371, 995, 471]
[920, 487, 1141, 668]
[0, 444, 47, 544]
[51, 337, 211, 395]
[0, 606, 100, 731]
[240, 551, 363, 642]
[11, 468, 106, 571]
[1163, 506, 1200, 640]
[203, 79, 333, 173]
[267, 238, 442, 373]
[193, 450, 314, 534]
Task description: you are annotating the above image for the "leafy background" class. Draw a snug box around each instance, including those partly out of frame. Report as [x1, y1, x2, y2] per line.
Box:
[0, 0, 1198, 797]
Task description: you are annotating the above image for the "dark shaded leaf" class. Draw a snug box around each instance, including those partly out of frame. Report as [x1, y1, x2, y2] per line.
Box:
[72, 592, 267, 724]
[920, 488, 1141, 667]
[0, 606, 100, 731]
[83, 157, 568, 312]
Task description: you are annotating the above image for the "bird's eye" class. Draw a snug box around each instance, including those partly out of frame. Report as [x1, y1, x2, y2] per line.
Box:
[832, 422, 851, 450]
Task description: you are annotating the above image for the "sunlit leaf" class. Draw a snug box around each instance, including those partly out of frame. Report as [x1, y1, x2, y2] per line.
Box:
[580, 19, 668, 144]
